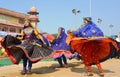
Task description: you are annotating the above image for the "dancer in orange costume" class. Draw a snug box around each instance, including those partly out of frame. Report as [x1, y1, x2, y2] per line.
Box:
[67, 17, 119, 76]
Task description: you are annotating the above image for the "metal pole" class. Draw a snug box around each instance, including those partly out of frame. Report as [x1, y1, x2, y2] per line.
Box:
[90, 0, 92, 16]
[74, 14, 77, 29]
[109, 28, 111, 36]
[72, 9, 77, 29]
[97, 18, 102, 26]
[72, 9, 80, 29]
[109, 24, 113, 36]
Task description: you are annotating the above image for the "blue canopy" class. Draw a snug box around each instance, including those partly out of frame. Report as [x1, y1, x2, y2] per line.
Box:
[0, 31, 19, 36]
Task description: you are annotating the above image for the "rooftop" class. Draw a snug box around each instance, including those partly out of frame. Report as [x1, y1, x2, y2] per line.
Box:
[0, 7, 28, 19]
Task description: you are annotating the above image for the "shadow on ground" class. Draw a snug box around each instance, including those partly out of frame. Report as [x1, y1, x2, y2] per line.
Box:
[71, 66, 115, 76]
[31, 61, 82, 74]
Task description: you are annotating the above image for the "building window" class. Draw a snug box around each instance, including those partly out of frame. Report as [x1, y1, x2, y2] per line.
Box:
[2, 27, 8, 32]
[0, 27, 2, 31]
[19, 29, 22, 33]
[10, 28, 16, 32]
[19, 19, 24, 24]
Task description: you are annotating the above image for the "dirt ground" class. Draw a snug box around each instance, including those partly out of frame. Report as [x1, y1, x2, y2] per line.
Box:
[0, 59, 120, 77]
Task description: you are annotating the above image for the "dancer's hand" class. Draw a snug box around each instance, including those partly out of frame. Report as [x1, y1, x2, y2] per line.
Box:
[67, 30, 72, 34]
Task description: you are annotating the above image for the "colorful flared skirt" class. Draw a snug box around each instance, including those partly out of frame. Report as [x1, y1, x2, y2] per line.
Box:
[69, 37, 119, 65]
[2, 35, 53, 64]
[51, 50, 74, 59]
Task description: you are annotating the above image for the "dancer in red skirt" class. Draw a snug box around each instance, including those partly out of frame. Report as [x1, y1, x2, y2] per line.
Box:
[67, 17, 119, 76]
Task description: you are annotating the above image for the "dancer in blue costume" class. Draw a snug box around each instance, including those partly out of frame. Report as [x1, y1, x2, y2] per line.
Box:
[67, 17, 119, 76]
[72, 17, 104, 38]
[51, 27, 75, 68]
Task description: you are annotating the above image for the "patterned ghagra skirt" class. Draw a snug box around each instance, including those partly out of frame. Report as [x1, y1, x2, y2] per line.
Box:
[2, 35, 53, 64]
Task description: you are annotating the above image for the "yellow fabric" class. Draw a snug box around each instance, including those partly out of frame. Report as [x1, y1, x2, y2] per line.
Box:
[17, 28, 46, 45]
[17, 23, 47, 45]
[17, 30, 24, 40]
[35, 43, 42, 47]
[66, 33, 75, 45]
[33, 28, 46, 44]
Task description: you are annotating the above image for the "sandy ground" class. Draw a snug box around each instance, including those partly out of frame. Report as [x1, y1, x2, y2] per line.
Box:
[0, 59, 120, 77]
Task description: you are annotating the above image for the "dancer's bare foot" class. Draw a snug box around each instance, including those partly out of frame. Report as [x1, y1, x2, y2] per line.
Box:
[87, 70, 94, 76]
[99, 70, 104, 76]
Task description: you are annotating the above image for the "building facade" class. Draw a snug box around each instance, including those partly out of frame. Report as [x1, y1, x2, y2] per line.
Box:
[0, 7, 28, 39]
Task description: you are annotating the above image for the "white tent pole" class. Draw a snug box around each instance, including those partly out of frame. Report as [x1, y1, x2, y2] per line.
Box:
[90, 0, 92, 16]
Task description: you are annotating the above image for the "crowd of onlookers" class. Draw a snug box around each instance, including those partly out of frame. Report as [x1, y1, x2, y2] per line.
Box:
[112, 35, 120, 48]
[114, 35, 120, 42]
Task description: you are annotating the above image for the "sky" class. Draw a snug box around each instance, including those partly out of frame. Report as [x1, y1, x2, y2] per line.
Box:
[0, 0, 120, 36]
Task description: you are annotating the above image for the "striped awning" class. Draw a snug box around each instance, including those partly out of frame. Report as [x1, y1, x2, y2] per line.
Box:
[0, 31, 20, 36]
